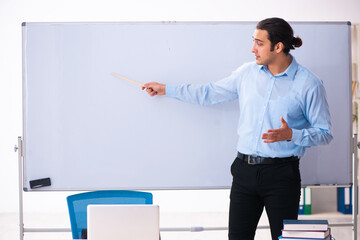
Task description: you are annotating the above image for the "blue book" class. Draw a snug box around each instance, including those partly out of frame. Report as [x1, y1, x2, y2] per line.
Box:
[337, 186, 352, 214]
[283, 219, 328, 231]
[279, 235, 331, 240]
[298, 188, 305, 215]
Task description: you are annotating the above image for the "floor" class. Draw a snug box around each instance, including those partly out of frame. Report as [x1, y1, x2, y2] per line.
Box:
[0, 211, 355, 240]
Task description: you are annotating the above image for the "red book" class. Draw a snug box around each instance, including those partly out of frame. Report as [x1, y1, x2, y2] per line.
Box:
[282, 228, 330, 239]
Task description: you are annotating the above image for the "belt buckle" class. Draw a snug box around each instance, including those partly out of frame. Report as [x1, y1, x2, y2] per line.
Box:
[247, 155, 256, 165]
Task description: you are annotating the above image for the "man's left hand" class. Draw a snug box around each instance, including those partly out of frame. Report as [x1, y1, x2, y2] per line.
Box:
[261, 116, 292, 143]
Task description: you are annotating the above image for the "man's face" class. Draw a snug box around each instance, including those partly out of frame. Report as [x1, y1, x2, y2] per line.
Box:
[251, 29, 277, 66]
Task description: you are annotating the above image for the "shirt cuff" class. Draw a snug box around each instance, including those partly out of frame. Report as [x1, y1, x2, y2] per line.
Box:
[165, 84, 177, 97]
[291, 128, 302, 145]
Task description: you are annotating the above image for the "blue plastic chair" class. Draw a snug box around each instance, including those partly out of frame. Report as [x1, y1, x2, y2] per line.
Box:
[67, 190, 153, 239]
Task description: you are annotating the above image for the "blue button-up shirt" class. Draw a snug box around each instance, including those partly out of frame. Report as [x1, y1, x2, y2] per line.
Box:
[165, 56, 333, 158]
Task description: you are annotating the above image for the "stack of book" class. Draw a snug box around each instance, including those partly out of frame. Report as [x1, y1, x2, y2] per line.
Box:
[278, 219, 333, 240]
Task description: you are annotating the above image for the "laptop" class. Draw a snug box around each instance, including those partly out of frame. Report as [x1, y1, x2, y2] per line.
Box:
[87, 204, 160, 240]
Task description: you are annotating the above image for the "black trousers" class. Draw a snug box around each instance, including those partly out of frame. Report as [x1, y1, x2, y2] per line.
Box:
[228, 156, 301, 240]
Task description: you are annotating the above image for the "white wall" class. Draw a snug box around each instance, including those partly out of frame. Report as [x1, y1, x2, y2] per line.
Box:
[1, 0, 360, 213]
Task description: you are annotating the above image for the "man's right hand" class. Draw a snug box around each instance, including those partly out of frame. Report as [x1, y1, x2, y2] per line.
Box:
[142, 82, 166, 96]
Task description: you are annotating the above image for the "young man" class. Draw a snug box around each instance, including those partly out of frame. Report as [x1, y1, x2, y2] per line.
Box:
[142, 18, 333, 240]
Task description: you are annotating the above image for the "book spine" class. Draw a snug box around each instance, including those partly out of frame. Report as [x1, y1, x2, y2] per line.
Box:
[304, 187, 312, 215]
[337, 186, 352, 214]
[298, 187, 305, 215]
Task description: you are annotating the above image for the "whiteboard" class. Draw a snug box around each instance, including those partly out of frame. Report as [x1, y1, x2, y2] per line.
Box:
[22, 22, 352, 190]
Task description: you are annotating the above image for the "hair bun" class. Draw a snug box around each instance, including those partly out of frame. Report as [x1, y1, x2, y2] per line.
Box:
[292, 36, 303, 48]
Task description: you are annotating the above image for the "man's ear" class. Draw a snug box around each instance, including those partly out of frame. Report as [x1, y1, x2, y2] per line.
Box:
[275, 42, 284, 53]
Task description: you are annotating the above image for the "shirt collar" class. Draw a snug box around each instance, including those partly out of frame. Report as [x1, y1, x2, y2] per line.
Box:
[259, 54, 298, 80]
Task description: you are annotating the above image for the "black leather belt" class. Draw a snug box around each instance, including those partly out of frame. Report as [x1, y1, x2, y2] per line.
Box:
[237, 152, 299, 165]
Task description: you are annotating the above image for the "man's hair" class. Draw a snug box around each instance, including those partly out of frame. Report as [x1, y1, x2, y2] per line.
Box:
[256, 17, 302, 54]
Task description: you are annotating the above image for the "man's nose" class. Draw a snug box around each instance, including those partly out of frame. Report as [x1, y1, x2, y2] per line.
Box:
[251, 44, 256, 53]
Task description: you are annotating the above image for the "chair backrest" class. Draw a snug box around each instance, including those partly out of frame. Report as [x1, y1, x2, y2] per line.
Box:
[67, 190, 153, 239]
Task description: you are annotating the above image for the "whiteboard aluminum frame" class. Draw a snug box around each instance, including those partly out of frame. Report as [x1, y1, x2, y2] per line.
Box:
[21, 21, 353, 190]
[20, 20, 355, 240]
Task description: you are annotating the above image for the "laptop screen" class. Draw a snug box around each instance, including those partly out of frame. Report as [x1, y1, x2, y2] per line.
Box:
[87, 204, 159, 240]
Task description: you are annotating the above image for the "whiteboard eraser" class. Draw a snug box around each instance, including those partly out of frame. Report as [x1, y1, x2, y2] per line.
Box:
[29, 177, 51, 189]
